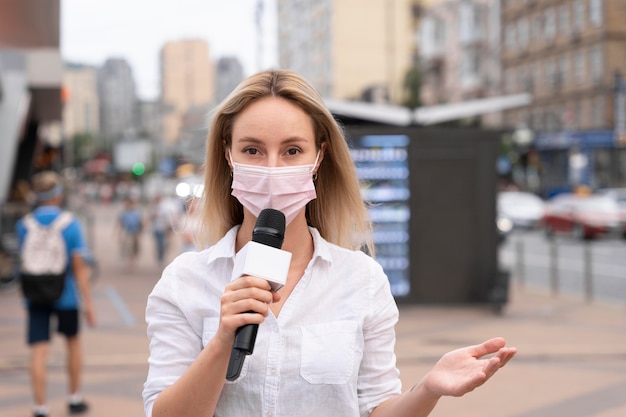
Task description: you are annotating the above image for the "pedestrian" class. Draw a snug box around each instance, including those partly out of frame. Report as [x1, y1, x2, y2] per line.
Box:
[147, 194, 174, 266]
[142, 70, 516, 417]
[178, 196, 200, 253]
[16, 171, 95, 417]
[117, 196, 143, 271]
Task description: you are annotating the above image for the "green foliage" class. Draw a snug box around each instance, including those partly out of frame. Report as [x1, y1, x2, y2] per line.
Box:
[402, 66, 422, 110]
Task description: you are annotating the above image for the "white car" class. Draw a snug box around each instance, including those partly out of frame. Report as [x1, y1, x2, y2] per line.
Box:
[497, 191, 545, 230]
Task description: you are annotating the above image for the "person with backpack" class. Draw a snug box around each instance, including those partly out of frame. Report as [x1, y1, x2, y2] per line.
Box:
[16, 171, 96, 417]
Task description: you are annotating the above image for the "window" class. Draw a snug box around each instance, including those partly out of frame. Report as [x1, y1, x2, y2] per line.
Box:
[517, 18, 529, 49]
[544, 8, 556, 41]
[591, 96, 605, 127]
[573, 0, 585, 31]
[504, 23, 516, 50]
[420, 16, 447, 58]
[534, 61, 542, 90]
[559, 4, 570, 35]
[589, 0, 603, 27]
[574, 50, 585, 82]
[545, 59, 556, 88]
[559, 54, 569, 85]
[531, 14, 543, 41]
[459, 2, 483, 43]
[505, 68, 515, 93]
[590, 45, 603, 83]
[518, 65, 528, 90]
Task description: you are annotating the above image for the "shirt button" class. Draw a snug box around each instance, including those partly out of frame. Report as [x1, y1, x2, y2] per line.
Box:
[266, 412, 273, 417]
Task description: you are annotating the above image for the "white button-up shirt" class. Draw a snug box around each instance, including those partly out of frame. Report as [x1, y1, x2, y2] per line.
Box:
[143, 226, 401, 417]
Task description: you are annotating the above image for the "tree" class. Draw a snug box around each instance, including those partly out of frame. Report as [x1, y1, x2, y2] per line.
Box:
[402, 65, 422, 110]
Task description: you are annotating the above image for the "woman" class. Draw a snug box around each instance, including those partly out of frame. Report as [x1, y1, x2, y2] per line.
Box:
[143, 70, 516, 417]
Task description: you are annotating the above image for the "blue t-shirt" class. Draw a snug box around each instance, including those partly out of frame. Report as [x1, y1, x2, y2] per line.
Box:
[119, 208, 143, 234]
[16, 205, 88, 309]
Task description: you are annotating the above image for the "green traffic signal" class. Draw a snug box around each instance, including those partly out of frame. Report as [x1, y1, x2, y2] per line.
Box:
[132, 162, 146, 176]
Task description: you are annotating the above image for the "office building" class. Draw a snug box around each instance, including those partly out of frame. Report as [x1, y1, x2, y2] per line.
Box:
[215, 56, 245, 103]
[97, 58, 138, 140]
[160, 39, 214, 144]
[277, 0, 419, 104]
[62, 63, 100, 139]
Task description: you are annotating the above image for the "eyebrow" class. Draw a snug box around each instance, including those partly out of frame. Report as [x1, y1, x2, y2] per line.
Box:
[235, 136, 311, 145]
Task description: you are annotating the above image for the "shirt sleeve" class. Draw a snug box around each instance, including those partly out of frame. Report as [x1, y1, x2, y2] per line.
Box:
[142, 263, 204, 417]
[358, 259, 402, 417]
[63, 217, 88, 257]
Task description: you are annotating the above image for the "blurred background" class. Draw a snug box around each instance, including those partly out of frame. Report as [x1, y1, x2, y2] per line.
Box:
[1, 0, 626, 305]
[2, 2, 626, 417]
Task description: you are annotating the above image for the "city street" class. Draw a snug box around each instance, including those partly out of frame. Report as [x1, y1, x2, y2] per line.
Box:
[0, 201, 625, 417]
[500, 230, 626, 303]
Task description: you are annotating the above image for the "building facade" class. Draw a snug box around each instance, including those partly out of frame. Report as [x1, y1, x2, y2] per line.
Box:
[419, 0, 503, 126]
[215, 56, 244, 103]
[277, 0, 418, 104]
[160, 39, 214, 144]
[501, 0, 626, 193]
[62, 63, 100, 139]
[97, 58, 138, 141]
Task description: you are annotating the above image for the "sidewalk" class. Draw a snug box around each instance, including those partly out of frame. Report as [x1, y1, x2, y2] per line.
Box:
[1, 201, 625, 417]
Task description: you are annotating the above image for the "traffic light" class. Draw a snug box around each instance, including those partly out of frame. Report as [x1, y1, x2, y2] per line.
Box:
[131, 162, 146, 176]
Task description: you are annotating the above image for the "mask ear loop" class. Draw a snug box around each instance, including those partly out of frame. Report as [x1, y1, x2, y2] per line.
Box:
[312, 150, 321, 181]
[228, 151, 234, 177]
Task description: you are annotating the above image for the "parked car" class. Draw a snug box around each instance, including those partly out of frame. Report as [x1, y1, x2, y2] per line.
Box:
[542, 193, 623, 240]
[497, 191, 545, 230]
[598, 188, 626, 238]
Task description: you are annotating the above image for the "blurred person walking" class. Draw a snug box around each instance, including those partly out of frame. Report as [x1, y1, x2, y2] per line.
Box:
[16, 171, 96, 417]
[148, 194, 174, 266]
[179, 197, 200, 253]
[117, 196, 143, 271]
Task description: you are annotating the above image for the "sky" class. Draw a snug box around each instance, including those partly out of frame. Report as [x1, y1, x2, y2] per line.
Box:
[61, 0, 278, 101]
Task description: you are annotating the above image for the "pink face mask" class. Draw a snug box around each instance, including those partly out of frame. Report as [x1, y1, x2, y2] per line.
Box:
[230, 152, 320, 225]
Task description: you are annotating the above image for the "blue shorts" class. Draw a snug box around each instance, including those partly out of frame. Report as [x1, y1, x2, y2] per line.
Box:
[27, 305, 80, 345]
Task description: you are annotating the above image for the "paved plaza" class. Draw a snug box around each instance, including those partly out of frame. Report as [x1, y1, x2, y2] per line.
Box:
[1, 201, 625, 417]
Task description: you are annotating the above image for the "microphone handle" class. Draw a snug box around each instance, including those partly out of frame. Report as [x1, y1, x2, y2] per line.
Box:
[226, 313, 258, 381]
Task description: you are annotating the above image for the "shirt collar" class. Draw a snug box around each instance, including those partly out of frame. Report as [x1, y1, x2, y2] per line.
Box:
[205, 225, 239, 265]
[205, 225, 334, 266]
[33, 205, 62, 215]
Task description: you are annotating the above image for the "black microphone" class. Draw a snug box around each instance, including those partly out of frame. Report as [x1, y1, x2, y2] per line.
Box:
[226, 209, 288, 381]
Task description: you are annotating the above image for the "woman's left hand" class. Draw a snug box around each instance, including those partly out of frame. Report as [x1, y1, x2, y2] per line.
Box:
[422, 337, 517, 398]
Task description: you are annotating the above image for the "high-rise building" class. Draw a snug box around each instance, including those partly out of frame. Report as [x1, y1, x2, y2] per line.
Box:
[97, 58, 137, 140]
[215, 56, 245, 103]
[62, 63, 100, 139]
[277, 0, 418, 104]
[160, 39, 214, 144]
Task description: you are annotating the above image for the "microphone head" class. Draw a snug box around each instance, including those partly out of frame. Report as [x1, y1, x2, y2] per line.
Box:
[253, 209, 286, 249]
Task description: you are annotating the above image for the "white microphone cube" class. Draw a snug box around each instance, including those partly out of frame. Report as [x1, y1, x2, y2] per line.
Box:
[231, 241, 292, 291]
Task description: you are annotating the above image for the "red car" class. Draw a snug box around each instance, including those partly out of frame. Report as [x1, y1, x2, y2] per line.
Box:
[542, 193, 623, 240]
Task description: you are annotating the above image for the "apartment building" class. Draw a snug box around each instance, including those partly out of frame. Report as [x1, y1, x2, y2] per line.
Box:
[160, 39, 214, 144]
[501, 0, 626, 191]
[419, 0, 503, 126]
[277, 0, 419, 105]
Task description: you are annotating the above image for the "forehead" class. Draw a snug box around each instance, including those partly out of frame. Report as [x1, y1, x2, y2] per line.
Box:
[231, 96, 315, 143]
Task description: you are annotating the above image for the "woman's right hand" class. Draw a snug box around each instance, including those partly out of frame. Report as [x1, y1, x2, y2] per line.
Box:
[215, 275, 281, 347]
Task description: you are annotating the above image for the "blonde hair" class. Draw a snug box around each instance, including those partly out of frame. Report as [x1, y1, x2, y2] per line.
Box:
[198, 69, 374, 254]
